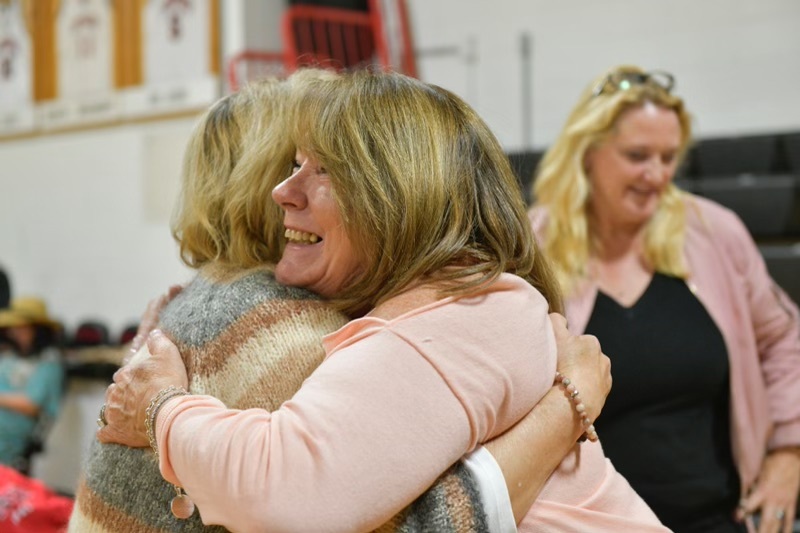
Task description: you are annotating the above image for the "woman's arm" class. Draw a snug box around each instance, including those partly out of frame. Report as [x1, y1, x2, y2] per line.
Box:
[0, 359, 64, 418]
[384, 460, 492, 532]
[485, 387, 589, 524]
[717, 208, 800, 533]
[118, 285, 491, 532]
[99, 329, 475, 533]
[123, 300, 495, 533]
[394, 386, 606, 532]
[716, 205, 800, 447]
[0, 393, 40, 417]
[454, 388, 591, 533]
[148, 328, 476, 533]
[389, 313, 611, 532]
[484, 313, 611, 524]
[100, 284, 557, 532]
[98, 288, 591, 522]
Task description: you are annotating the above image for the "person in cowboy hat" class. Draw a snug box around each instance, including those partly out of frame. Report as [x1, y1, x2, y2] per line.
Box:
[0, 297, 65, 469]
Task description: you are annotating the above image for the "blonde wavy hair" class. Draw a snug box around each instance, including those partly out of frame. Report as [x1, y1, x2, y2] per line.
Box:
[532, 65, 693, 295]
[289, 69, 562, 315]
[173, 70, 342, 270]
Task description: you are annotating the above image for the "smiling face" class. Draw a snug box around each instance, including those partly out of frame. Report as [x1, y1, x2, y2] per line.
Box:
[271, 150, 365, 298]
[584, 102, 683, 231]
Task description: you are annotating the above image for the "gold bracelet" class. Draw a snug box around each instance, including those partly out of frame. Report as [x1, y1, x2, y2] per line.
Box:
[144, 385, 189, 456]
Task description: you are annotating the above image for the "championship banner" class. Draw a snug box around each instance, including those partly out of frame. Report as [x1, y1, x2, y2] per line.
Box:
[0, 0, 35, 135]
[122, 0, 219, 117]
[38, 0, 118, 130]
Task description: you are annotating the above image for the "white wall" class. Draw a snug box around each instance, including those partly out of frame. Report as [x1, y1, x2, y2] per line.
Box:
[1, 0, 799, 335]
[0, 119, 196, 334]
[408, 0, 800, 150]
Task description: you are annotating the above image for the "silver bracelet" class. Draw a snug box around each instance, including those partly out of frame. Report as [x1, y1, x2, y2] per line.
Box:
[144, 385, 189, 456]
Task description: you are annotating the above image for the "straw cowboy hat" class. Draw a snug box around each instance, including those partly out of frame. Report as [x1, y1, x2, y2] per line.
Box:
[0, 296, 61, 329]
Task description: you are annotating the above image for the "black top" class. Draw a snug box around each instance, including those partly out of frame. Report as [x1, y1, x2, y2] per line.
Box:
[586, 273, 743, 533]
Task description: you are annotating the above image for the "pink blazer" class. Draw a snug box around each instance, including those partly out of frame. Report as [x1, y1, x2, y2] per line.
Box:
[529, 194, 800, 493]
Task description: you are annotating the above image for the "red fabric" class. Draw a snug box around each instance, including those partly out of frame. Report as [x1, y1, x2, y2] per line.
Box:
[0, 465, 73, 533]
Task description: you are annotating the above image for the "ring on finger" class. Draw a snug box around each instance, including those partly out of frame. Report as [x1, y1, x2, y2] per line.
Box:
[97, 404, 108, 428]
[775, 508, 786, 521]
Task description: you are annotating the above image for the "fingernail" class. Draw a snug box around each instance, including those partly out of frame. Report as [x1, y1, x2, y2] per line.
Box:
[150, 329, 162, 338]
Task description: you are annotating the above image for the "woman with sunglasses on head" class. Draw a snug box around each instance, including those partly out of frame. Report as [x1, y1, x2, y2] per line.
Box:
[529, 65, 800, 533]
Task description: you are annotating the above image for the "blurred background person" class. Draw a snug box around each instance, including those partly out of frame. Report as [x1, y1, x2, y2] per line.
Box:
[529, 65, 800, 533]
[0, 267, 9, 309]
[0, 296, 65, 471]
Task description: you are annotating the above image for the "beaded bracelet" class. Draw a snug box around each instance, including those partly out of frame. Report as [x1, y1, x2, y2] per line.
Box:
[554, 371, 599, 443]
[144, 385, 189, 456]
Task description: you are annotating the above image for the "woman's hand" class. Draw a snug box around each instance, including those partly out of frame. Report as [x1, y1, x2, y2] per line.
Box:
[125, 284, 184, 363]
[739, 448, 800, 533]
[481, 313, 612, 523]
[550, 313, 611, 423]
[97, 330, 189, 448]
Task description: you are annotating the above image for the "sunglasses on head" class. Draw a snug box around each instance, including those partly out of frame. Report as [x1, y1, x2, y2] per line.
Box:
[591, 70, 675, 97]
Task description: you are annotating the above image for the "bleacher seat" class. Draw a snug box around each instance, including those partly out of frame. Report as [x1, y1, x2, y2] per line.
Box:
[694, 174, 799, 238]
[672, 178, 698, 193]
[507, 150, 544, 203]
[119, 324, 139, 346]
[693, 135, 779, 177]
[70, 321, 110, 348]
[783, 133, 800, 173]
[760, 243, 800, 305]
[64, 321, 120, 381]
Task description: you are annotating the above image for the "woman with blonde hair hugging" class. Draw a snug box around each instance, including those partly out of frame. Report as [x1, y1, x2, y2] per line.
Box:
[95, 70, 666, 532]
[529, 65, 800, 533]
[73, 72, 614, 533]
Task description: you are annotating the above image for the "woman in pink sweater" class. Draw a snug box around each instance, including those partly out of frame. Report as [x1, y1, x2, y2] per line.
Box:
[98, 70, 666, 532]
[529, 65, 800, 533]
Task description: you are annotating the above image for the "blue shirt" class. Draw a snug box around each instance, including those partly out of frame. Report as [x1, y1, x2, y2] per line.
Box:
[0, 348, 64, 466]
